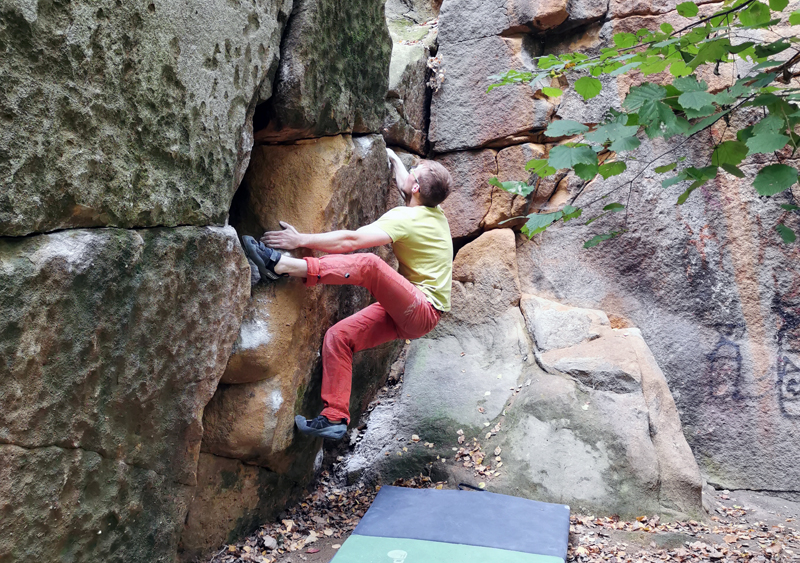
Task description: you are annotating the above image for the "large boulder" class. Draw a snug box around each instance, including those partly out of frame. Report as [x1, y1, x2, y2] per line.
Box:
[344, 230, 703, 517]
[383, 42, 430, 155]
[516, 127, 800, 494]
[188, 134, 402, 556]
[0, 226, 250, 561]
[0, 0, 292, 236]
[1, 445, 190, 563]
[435, 149, 497, 239]
[254, 0, 392, 142]
[428, 34, 554, 153]
[179, 453, 302, 562]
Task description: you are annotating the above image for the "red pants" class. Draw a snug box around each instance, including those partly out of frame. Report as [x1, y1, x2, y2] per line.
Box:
[304, 253, 441, 423]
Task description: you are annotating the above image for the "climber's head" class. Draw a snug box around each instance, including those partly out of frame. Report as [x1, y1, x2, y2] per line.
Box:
[403, 160, 452, 207]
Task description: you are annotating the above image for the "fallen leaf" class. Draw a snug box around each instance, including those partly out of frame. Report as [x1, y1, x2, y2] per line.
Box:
[306, 547, 320, 554]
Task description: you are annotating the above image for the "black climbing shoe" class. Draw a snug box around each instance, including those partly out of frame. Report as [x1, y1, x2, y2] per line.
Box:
[295, 415, 348, 440]
[242, 235, 285, 281]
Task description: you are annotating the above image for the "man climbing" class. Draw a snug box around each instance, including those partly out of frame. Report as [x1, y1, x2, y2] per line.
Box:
[241, 148, 454, 440]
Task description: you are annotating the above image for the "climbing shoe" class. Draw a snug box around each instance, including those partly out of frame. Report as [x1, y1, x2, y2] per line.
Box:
[242, 235, 285, 281]
[295, 415, 348, 440]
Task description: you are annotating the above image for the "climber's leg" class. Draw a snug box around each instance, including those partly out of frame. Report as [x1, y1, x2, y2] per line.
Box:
[318, 303, 399, 424]
[304, 253, 440, 339]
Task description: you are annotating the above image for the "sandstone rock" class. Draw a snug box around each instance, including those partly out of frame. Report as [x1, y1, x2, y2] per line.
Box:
[520, 294, 609, 352]
[429, 36, 555, 153]
[383, 43, 430, 155]
[450, 229, 521, 324]
[179, 453, 303, 562]
[0, 226, 249, 486]
[345, 239, 701, 517]
[203, 341, 398, 471]
[224, 134, 395, 386]
[483, 144, 544, 229]
[0, 226, 248, 562]
[0, 0, 291, 236]
[516, 129, 800, 493]
[385, 0, 441, 25]
[435, 149, 497, 238]
[199, 134, 399, 481]
[0, 445, 190, 563]
[255, 0, 392, 142]
[438, 0, 568, 43]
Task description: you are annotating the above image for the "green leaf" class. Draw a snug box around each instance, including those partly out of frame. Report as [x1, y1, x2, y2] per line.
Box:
[721, 163, 746, 178]
[488, 177, 536, 196]
[609, 135, 642, 152]
[753, 114, 785, 135]
[660, 22, 674, 33]
[542, 87, 563, 97]
[609, 61, 642, 76]
[678, 90, 716, 111]
[676, 2, 698, 16]
[655, 162, 677, 173]
[755, 40, 791, 58]
[753, 164, 798, 195]
[584, 231, 625, 248]
[669, 60, 692, 77]
[673, 76, 708, 92]
[688, 38, 731, 69]
[521, 212, 562, 237]
[662, 174, 687, 188]
[790, 11, 800, 25]
[712, 141, 749, 166]
[526, 159, 558, 177]
[623, 83, 667, 110]
[585, 120, 639, 145]
[613, 32, 637, 48]
[781, 204, 800, 210]
[677, 181, 703, 204]
[746, 132, 791, 154]
[769, 0, 789, 10]
[688, 108, 731, 135]
[683, 105, 717, 119]
[603, 202, 626, 212]
[640, 57, 671, 75]
[777, 224, 797, 243]
[574, 76, 603, 101]
[545, 120, 590, 138]
[599, 161, 627, 179]
[739, 1, 771, 27]
[548, 145, 598, 169]
[562, 205, 583, 222]
[574, 162, 599, 180]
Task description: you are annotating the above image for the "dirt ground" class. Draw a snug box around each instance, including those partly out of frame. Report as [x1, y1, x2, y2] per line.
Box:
[208, 468, 800, 563]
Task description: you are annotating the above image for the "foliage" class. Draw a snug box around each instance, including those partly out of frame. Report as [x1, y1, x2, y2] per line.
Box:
[488, 0, 800, 245]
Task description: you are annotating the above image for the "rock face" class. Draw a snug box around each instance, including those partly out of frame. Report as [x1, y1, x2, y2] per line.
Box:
[180, 134, 402, 558]
[0, 0, 292, 236]
[0, 226, 250, 561]
[254, 0, 392, 142]
[383, 42, 430, 155]
[517, 131, 800, 494]
[346, 230, 702, 518]
[428, 34, 554, 153]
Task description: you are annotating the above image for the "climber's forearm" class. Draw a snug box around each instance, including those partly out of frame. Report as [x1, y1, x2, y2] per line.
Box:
[300, 230, 361, 254]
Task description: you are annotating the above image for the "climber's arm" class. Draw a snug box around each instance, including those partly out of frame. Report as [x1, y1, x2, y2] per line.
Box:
[260, 222, 391, 254]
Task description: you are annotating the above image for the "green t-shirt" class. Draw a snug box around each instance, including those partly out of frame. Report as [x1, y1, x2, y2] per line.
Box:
[373, 205, 453, 312]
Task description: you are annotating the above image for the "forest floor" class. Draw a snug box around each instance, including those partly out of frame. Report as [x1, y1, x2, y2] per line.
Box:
[209, 470, 800, 563]
[209, 439, 800, 563]
[210, 360, 800, 563]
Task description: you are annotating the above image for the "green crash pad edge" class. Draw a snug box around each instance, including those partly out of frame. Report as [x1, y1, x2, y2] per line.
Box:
[331, 534, 566, 563]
